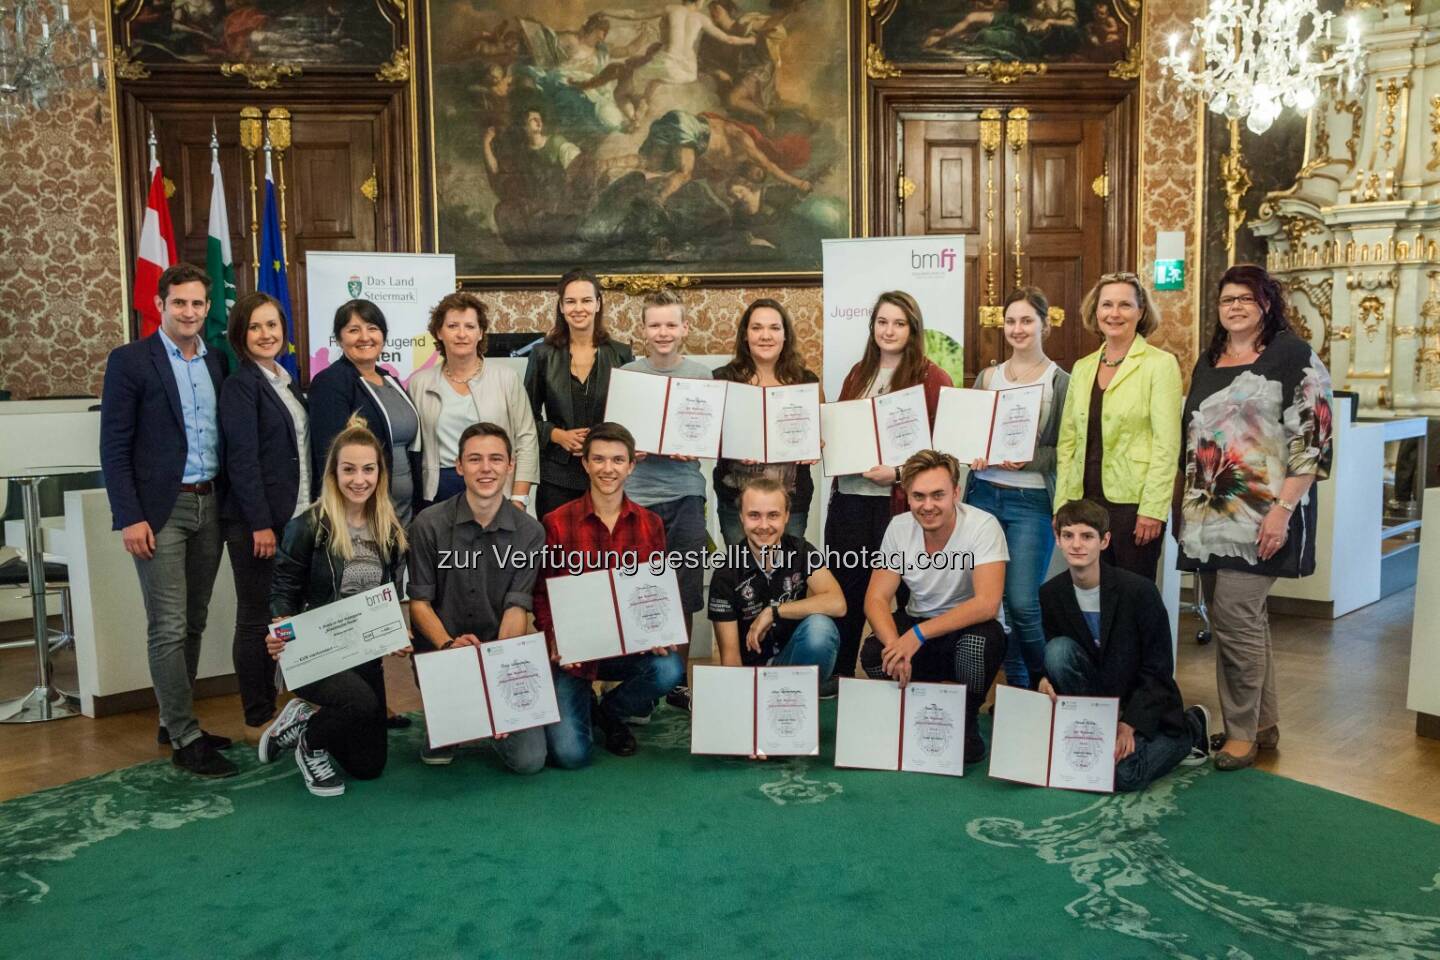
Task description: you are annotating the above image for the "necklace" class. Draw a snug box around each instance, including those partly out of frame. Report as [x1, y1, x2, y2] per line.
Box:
[444, 360, 482, 383]
[1006, 356, 1048, 382]
[1100, 352, 1125, 368]
[1225, 340, 1263, 361]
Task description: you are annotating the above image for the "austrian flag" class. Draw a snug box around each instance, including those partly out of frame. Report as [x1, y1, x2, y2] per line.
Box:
[134, 159, 178, 338]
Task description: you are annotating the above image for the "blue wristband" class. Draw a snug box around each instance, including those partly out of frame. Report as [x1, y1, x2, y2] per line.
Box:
[911, 624, 925, 647]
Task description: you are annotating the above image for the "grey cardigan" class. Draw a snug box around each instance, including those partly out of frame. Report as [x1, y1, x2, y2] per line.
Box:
[972, 362, 1070, 504]
[408, 361, 540, 501]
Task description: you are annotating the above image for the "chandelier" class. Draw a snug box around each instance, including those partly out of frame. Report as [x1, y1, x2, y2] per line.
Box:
[0, 1, 106, 129]
[1159, 0, 1364, 135]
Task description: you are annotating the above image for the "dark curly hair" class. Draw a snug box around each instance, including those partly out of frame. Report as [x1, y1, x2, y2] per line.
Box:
[1205, 263, 1291, 366]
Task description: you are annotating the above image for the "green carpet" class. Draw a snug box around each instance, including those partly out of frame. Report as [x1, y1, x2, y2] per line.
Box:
[3, 706, 1440, 959]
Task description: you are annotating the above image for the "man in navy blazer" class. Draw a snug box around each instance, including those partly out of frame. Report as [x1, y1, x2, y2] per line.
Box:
[100, 263, 237, 778]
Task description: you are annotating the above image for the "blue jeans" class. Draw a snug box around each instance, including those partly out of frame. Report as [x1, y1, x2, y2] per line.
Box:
[964, 477, 1054, 689]
[717, 496, 808, 547]
[546, 652, 687, 769]
[768, 614, 839, 680]
[1043, 636, 1195, 793]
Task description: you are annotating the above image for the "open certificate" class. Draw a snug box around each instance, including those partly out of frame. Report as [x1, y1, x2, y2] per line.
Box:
[720, 382, 821, 463]
[549, 566, 689, 665]
[833, 678, 968, 777]
[987, 686, 1118, 793]
[414, 633, 560, 748]
[273, 583, 409, 689]
[933, 384, 1044, 464]
[604, 369, 727, 458]
[690, 665, 819, 757]
[820, 384, 931, 476]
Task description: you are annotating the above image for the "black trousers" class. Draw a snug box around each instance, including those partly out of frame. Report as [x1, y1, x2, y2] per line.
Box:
[1094, 498, 1165, 582]
[223, 521, 279, 727]
[295, 657, 387, 780]
[860, 612, 1007, 734]
[824, 490, 899, 682]
[537, 481, 584, 524]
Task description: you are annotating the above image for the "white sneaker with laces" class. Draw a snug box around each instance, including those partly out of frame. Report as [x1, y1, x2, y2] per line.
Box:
[295, 731, 346, 797]
[1180, 704, 1212, 767]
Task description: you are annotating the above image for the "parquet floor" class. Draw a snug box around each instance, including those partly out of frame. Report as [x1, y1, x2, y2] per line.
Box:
[2, 588, 1437, 822]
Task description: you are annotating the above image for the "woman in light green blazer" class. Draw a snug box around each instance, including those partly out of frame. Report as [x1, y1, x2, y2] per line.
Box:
[1054, 271, 1182, 581]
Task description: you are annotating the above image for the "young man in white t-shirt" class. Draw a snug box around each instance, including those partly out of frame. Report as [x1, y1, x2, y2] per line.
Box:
[861, 449, 1009, 763]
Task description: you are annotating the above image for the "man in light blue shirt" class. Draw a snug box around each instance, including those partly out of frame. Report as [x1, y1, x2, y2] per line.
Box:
[100, 263, 235, 778]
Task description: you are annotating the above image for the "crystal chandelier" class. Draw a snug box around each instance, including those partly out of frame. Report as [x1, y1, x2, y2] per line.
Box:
[1159, 0, 1364, 135]
[0, 1, 106, 129]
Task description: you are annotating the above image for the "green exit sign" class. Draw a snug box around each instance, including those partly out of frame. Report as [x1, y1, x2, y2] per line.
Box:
[1155, 259, 1185, 291]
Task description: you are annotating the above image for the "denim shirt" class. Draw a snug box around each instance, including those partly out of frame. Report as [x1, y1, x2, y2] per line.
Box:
[158, 327, 220, 483]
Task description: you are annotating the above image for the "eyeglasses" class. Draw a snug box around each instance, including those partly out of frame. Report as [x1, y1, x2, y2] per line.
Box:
[1219, 295, 1258, 308]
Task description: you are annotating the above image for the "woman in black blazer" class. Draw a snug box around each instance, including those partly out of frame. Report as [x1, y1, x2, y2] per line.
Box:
[307, 299, 422, 524]
[219, 293, 311, 733]
[523, 268, 634, 519]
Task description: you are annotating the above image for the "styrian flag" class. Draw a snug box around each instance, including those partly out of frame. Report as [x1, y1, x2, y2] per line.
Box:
[134, 159, 177, 338]
[204, 152, 238, 367]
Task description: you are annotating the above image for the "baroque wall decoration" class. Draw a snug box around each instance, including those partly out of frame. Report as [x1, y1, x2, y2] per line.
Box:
[0, 0, 124, 399]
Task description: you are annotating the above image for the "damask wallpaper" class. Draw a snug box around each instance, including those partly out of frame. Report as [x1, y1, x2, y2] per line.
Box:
[0, 1, 124, 400]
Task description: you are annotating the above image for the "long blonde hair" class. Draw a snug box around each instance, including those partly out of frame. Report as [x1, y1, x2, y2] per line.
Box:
[316, 415, 407, 562]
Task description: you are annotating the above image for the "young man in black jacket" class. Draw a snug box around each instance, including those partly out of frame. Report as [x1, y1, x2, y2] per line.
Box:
[1037, 499, 1210, 792]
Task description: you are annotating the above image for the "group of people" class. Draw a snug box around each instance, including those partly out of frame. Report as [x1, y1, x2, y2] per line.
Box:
[100, 258, 1332, 798]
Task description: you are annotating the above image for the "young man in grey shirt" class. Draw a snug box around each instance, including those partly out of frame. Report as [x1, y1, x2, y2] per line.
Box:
[407, 422, 548, 767]
[619, 289, 712, 713]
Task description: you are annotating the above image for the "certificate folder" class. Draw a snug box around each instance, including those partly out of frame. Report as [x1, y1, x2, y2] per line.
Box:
[414, 633, 560, 749]
[933, 383, 1044, 464]
[987, 685, 1119, 793]
[690, 664, 819, 757]
[604, 369, 727, 458]
[549, 567, 690, 665]
[833, 677, 968, 777]
[820, 384, 931, 476]
[719, 382, 821, 463]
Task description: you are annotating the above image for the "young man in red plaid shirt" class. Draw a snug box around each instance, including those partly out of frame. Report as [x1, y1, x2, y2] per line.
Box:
[533, 422, 686, 763]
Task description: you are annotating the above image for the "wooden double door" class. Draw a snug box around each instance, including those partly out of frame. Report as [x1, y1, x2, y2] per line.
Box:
[880, 95, 1136, 382]
[117, 83, 415, 380]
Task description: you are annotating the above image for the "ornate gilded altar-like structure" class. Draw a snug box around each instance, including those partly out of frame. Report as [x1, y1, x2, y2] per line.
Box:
[1251, 3, 1440, 416]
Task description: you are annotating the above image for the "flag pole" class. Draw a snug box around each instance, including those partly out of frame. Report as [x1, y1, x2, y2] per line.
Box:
[147, 115, 157, 170]
[239, 107, 263, 284]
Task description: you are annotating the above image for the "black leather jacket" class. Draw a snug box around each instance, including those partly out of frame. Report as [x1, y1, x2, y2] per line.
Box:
[270, 507, 405, 618]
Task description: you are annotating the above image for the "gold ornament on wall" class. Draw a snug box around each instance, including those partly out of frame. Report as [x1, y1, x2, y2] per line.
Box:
[376, 46, 410, 83]
[963, 61, 1046, 84]
[112, 47, 149, 80]
[865, 44, 900, 80]
[1108, 44, 1141, 81]
[1429, 95, 1440, 172]
[1357, 295, 1386, 341]
[220, 62, 301, 89]
[599, 274, 698, 296]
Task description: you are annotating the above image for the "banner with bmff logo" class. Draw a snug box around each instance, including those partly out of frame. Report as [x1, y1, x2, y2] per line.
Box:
[820, 236, 966, 402]
[305, 251, 457, 386]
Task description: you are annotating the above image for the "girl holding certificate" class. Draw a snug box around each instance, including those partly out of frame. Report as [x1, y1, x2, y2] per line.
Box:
[1054, 273, 1182, 581]
[263, 417, 410, 797]
[712, 298, 821, 546]
[524, 269, 634, 521]
[963, 287, 1070, 690]
[825, 291, 953, 694]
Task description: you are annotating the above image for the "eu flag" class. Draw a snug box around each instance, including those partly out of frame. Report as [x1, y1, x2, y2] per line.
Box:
[257, 156, 298, 377]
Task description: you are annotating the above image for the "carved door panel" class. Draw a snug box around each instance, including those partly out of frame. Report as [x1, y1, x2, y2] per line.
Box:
[894, 103, 1124, 382]
[118, 90, 412, 380]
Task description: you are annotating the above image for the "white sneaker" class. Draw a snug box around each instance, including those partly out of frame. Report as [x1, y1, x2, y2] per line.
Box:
[258, 698, 314, 764]
[294, 731, 346, 797]
[1180, 704, 1212, 767]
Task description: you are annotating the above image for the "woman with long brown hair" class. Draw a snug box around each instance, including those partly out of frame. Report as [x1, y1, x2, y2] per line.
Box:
[712, 297, 821, 546]
[824, 290, 953, 692]
[523, 268, 634, 520]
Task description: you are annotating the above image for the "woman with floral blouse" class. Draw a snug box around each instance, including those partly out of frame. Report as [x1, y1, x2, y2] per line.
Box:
[1177, 264, 1333, 771]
